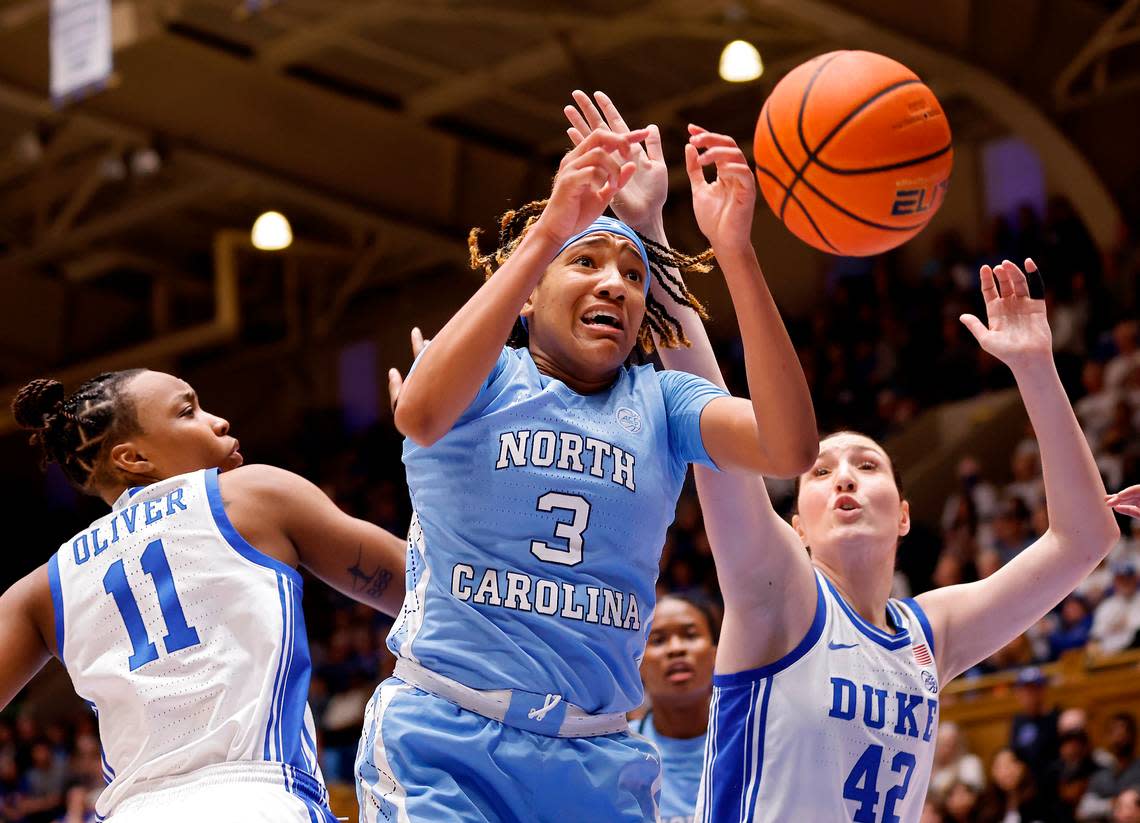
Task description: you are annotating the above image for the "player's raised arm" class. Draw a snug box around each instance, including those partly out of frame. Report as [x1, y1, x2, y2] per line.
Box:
[0, 567, 54, 711]
[220, 465, 406, 617]
[564, 92, 818, 670]
[916, 260, 1120, 681]
[682, 125, 818, 478]
[393, 128, 645, 447]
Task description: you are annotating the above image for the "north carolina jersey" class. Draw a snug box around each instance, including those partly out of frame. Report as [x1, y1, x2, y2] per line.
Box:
[46, 469, 332, 821]
[389, 346, 726, 714]
[634, 712, 705, 823]
[696, 570, 940, 823]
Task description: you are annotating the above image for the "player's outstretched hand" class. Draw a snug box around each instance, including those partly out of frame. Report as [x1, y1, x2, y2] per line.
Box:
[534, 127, 648, 244]
[685, 125, 756, 255]
[564, 90, 666, 230]
[959, 259, 1052, 373]
[388, 326, 428, 413]
[1106, 485, 1140, 520]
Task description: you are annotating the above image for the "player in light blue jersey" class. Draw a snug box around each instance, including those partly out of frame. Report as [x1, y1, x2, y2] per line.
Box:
[356, 119, 817, 821]
[565, 91, 1122, 823]
[635, 593, 719, 823]
[0, 370, 407, 822]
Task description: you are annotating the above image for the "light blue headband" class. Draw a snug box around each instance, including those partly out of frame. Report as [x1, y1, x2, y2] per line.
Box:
[520, 216, 651, 332]
[557, 216, 652, 296]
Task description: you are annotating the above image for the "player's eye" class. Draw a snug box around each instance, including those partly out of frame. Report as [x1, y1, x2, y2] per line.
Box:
[812, 466, 830, 477]
[179, 406, 194, 418]
[859, 461, 878, 470]
[573, 255, 594, 268]
[625, 269, 643, 283]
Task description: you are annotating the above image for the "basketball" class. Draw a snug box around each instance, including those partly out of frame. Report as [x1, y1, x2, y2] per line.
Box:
[753, 50, 953, 257]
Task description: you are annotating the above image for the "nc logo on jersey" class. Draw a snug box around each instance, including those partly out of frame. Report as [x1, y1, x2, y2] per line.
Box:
[616, 407, 642, 434]
[921, 670, 938, 694]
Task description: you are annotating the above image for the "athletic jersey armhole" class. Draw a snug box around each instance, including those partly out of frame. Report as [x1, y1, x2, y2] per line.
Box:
[204, 468, 303, 587]
[47, 552, 65, 662]
[901, 597, 937, 658]
[712, 571, 826, 687]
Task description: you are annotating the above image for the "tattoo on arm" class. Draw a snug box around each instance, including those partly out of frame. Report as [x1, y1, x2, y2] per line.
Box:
[346, 544, 394, 600]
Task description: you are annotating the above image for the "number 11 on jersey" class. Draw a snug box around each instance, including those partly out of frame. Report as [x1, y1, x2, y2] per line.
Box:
[103, 538, 201, 671]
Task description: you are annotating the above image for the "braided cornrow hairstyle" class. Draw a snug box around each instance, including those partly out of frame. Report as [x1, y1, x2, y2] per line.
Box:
[12, 369, 145, 494]
[468, 199, 714, 353]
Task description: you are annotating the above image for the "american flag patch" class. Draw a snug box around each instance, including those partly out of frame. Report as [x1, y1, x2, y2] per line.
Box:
[913, 643, 933, 666]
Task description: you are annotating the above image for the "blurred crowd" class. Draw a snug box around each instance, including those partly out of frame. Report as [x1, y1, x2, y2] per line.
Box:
[1, 196, 1139, 821]
[923, 681, 1140, 823]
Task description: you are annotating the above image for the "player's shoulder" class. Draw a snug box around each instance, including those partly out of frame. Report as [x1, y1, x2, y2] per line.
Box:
[216, 464, 313, 505]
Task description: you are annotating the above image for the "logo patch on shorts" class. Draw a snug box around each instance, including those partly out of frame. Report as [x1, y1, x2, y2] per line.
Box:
[616, 407, 642, 434]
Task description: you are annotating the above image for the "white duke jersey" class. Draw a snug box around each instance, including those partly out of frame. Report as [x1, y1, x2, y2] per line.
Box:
[696, 569, 940, 823]
[46, 469, 332, 821]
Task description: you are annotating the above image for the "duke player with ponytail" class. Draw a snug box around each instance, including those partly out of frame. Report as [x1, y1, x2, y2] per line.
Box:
[0, 370, 407, 822]
[565, 91, 1121, 823]
[357, 119, 816, 821]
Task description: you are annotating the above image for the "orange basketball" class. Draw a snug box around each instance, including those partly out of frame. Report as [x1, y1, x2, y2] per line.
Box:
[753, 50, 953, 257]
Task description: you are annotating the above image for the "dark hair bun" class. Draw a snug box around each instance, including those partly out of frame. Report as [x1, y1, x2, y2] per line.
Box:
[12, 378, 65, 429]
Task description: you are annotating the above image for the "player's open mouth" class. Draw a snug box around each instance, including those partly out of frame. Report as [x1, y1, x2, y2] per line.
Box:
[665, 661, 694, 683]
[834, 495, 860, 512]
[581, 310, 624, 331]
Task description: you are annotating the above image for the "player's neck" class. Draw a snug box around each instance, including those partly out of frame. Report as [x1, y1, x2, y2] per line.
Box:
[650, 695, 710, 740]
[814, 553, 896, 633]
[527, 346, 618, 395]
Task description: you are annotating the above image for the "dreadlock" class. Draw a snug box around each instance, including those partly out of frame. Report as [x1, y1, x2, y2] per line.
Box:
[12, 370, 145, 494]
[468, 199, 714, 353]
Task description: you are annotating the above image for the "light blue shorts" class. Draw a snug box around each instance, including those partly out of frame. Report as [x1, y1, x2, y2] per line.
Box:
[355, 677, 662, 822]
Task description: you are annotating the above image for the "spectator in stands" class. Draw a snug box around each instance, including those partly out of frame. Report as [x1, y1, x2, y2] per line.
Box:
[0, 756, 22, 821]
[923, 798, 947, 823]
[1045, 725, 1100, 822]
[1115, 788, 1140, 823]
[977, 748, 1049, 823]
[1006, 448, 1045, 512]
[942, 779, 983, 823]
[942, 454, 997, 530]
[990, 497, 1035, 566]
[1105, 321, 1140, 392]
[17, 739, 67, 822]
[1090, 562, 1140, 655]
[931, 722, 986, 799]
[59, 783, 97, 823]
[1078, 713, 1140, 822]
[1048, 594, 1095, 660]
[1009, 666, 1060, 785]
[1076, 362, 1117, 450]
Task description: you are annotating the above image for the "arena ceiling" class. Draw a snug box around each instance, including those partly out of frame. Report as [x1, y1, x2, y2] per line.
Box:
[0, 0, 1137, 426]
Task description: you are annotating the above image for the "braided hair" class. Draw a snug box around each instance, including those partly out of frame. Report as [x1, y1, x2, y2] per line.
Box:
[468, 200, 714, 353]
[12, 370, 145, 493]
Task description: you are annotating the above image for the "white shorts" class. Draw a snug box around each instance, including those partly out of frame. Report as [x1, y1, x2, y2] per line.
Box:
[105, 762, 337, 823]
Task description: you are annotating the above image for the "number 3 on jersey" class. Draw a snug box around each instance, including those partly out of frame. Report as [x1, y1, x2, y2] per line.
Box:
[531, 492, 590, 566]
[103, 538, 201, 671]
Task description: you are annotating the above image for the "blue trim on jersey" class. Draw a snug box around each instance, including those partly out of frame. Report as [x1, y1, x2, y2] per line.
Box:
[204, 468, 302, 586]
[301, 723, 318, 773]
[47, 552, 65, 660]
[83, 701, 115, 783]
[744, 678, 773, 821]
[265, 573, 290, 761]
[126, 486, 145, 498]
[822, 574, 911, 650]
[902, 597, 937, 657]
[279, 576, 312, 774]
[712, 572, 826, 687]
[705, 677, 773, 822]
